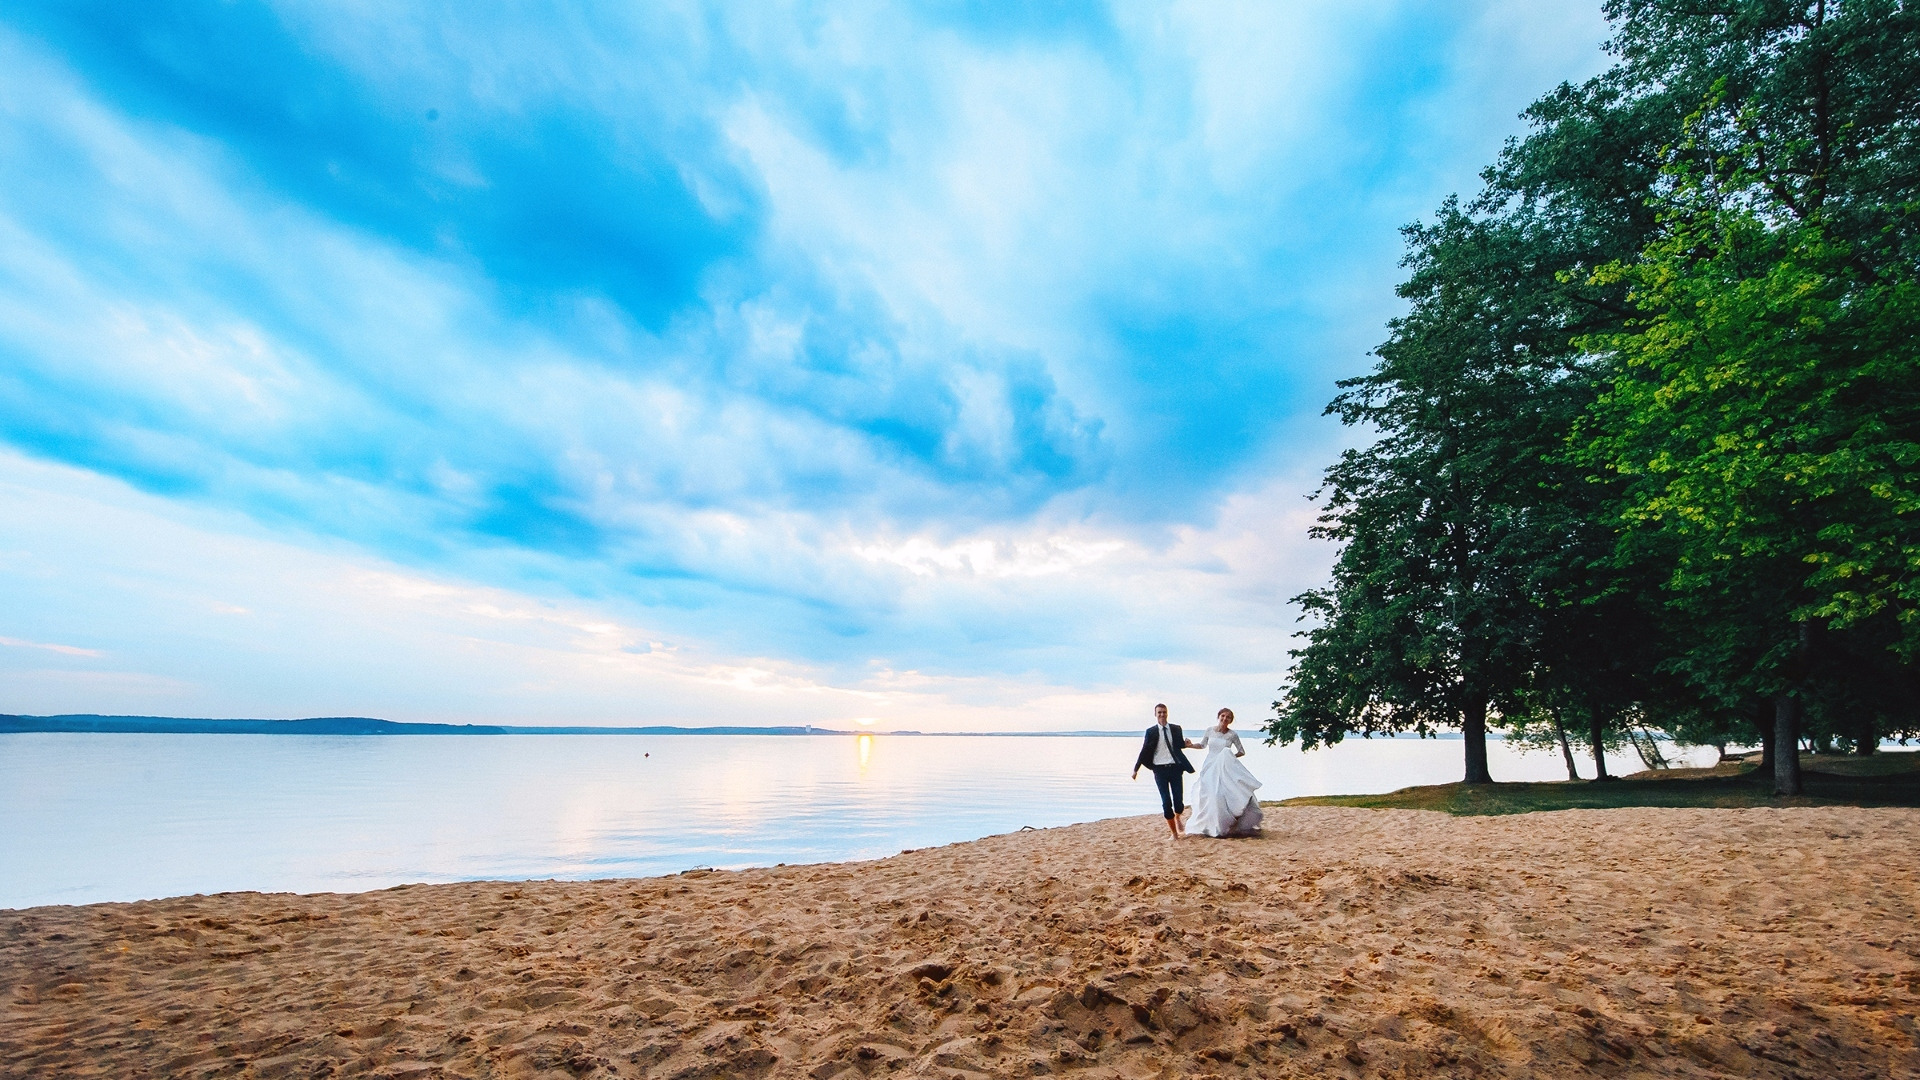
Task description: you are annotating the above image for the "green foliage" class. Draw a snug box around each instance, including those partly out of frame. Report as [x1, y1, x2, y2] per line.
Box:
[1571, 0, 1920, 752]
[1599, 0, 1920, 256]
[1582, 210, 1920, 674]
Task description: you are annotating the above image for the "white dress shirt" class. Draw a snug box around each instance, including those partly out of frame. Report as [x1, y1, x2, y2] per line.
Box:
[1152, 722, 1176, 765]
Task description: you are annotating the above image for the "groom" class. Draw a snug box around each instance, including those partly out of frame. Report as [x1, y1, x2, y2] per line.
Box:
[1131, 703, 1195, 839]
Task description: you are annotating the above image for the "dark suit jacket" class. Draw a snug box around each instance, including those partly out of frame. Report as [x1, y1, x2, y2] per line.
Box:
[1136, 723, 1195, 773]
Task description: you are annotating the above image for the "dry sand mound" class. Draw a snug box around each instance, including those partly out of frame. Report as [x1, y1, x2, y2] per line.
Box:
[4, 806, 1917, 1079]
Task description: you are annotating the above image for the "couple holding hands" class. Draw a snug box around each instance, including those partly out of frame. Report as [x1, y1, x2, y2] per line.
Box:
[1131, 704, 1264, 839]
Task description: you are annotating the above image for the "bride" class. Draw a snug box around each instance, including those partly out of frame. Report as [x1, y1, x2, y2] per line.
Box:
[1183, 708, 1264, 837]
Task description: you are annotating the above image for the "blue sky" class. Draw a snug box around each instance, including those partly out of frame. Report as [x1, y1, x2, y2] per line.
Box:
[0, 1, 1610, 729]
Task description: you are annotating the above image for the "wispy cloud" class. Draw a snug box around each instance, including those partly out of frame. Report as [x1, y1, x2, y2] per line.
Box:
[0, 635, 102, 658]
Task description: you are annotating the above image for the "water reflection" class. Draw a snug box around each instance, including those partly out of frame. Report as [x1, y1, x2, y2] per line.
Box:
[857, 732, 873, 773]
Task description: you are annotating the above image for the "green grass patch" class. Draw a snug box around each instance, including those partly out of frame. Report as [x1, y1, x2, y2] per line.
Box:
[1274, 750, 1920, 816]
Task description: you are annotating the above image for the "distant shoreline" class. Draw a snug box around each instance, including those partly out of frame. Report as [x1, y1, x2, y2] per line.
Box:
[1, 714, 1504, 738]
[0, 714, 1147, 737]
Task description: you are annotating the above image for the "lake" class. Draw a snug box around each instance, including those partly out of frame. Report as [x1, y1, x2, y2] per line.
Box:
[0, 732, 1715, 909]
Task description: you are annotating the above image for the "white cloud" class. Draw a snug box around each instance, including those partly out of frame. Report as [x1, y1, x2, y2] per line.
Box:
[850, 533, 1125, 578]
[0, 635, 103, 658]
[0, 447, 1330, 729]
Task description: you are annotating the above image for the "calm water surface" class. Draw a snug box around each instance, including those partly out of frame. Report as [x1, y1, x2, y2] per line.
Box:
[0, 733, 1713, 908]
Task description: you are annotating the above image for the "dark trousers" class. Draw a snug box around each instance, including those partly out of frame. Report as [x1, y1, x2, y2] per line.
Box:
[1150, 763, 1185, 819]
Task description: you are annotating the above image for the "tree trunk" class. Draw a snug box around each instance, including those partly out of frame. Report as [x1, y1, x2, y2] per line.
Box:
[1627, 724, 1668, 770]
[1755, 701, 1776, 775]
[1854, 717, 1878, 756]
[1462, 699, 1493, 785]
[1553, 716, 1580, 781]
[1773, 692, 1803, 796]
[1773, 621, 1812, 796]
[1587, 712, 1611, 780]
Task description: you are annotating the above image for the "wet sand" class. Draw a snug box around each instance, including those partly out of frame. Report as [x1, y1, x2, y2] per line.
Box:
[4, 806, 1917, 1079]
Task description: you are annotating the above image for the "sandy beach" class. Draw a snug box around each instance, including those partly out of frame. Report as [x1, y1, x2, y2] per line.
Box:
[4, 805, 1917, 1079]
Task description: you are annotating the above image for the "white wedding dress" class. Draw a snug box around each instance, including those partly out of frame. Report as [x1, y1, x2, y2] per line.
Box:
[1185, 726, 1264, 837]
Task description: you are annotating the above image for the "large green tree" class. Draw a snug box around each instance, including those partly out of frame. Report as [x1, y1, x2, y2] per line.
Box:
[1271, 205, 1625, 783]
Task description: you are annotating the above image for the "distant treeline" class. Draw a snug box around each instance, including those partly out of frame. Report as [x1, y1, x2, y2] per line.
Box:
[0, 715, 851, 736]
[1268, 0, 1920, 794]
[0, 715, 1153, 737]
